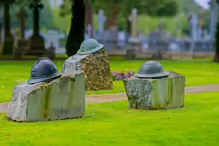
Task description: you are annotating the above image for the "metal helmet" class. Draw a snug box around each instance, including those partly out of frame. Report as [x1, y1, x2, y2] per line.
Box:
[27, 57, 61, 84]
[77, 39, 104, 55]
[134, 61, 169, 78]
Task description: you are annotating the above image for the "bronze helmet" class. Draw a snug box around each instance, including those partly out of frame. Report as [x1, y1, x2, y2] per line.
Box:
[134, 61, 169, 78]
[77, 39, 104, 55]
[27, 57, 61, 84]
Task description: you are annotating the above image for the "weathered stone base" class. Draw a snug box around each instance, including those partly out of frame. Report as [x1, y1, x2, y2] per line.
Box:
[123, 71, 185, 110]
[7, 72, 85, 122]
[62, 48, 113, 91]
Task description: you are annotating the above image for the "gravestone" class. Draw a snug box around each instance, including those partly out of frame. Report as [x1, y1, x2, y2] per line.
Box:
[190, 13, 199, 52]
[62, 39, 113, 91]
[87, 24, 93, 38]
[7, 58, 85, 122]
[97, 9, 106, 33]
[48, 42, 55, 60]
[26, 0, 48, 56]
[126, 8, 141, 60]
[46, 30, 60, 53]
[123, 61, 185, 109]
[13, 29, 22, 59]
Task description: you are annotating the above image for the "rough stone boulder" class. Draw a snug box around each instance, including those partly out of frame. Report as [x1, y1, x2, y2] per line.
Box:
[62, 48, 113, 91]
[123, 71, 185, 110]
[7, 72, 85, 122]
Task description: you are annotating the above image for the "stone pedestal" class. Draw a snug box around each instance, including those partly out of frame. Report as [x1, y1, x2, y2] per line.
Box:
[123, 71, 185, 110]
[62, 48, 113, 91]
[125, 40, 141, 60]
[25, 35, 48, 56]
[7, 72, 85, 122]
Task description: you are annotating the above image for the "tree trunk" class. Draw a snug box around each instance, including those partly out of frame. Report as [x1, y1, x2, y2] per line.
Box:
[85, 0, 93, 37]
[106, 4, 118, 29]
[66, 0, 85, 57]
[214, 21, 219, 62]
[2, 3, 14, 55]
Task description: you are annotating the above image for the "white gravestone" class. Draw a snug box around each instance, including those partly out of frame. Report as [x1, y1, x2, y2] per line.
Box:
[87, 24, 93, 39]
[128, 8, 140, 43]
[46, 30, 60, 54]
[97, 10, 106, 33]
[191, 13, 199, 42]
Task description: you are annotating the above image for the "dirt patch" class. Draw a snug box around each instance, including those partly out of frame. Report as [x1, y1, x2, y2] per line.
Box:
[1, 84, 219, 113]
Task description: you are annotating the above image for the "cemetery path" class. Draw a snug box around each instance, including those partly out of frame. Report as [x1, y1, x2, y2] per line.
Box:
[0, 84, 219, 113]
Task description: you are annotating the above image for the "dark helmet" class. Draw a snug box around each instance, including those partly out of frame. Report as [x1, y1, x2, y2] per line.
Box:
[77, 39, 104, 55]
[27, 57, 61, 84]
[134, 61, 169, 78]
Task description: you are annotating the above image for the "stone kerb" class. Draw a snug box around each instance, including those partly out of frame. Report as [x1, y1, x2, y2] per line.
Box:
[123, 71, 185, 110]
[7, 72, 85, 122]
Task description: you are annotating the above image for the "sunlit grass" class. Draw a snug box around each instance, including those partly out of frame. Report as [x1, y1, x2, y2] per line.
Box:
[0, 92, 219, 145]
[0, 58, 219, 102]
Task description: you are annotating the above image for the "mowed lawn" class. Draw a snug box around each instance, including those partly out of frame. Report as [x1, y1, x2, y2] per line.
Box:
[0, 92, 219, 145]
[0, 58, 219, 102]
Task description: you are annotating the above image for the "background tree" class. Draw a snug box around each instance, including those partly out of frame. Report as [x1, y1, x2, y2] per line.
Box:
[93, 0, 178, 31]
[214, 0, 219, 62]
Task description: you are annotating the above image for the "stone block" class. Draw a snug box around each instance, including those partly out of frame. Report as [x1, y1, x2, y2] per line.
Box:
[62, 48, 113, 91]
[7, 72, 85, 122]
[123, 71, 185, 110]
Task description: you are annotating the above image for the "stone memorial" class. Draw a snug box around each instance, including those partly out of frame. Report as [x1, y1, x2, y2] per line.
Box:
[97, 9, 106, 33]
[46, 30, 60, 53]
[62, 39, 113, 91]
[123, 61, 185, 110]
[7, 57, 85, 122]
[126, 8, 141, 60]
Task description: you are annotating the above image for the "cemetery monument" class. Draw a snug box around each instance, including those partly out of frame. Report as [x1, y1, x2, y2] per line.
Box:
[26, 0, 48, 56]
[62, 39, 113, 91]
[126, 8, 142, 60]
[7, 57, 85, 122]
[123, 61, 185, 110]
[97, 10, 106, 33]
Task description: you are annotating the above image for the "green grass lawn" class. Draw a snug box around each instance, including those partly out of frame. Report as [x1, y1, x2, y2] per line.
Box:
[0, 91, 219, 145]
[0, 58, 219, 102]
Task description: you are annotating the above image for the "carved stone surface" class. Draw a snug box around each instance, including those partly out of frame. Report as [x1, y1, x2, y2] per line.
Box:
[7, 72, 85, 122]
[62, 48, 113, 91]
[123, 71, 185, 110]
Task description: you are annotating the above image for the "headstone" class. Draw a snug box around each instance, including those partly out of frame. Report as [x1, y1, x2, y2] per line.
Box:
[7, 73, 85, 122]
[97, 9, 106, 33]
[191, 13, 199, 42]
[48, 42, 55, 60]
[26, 0, 48, 56]
[46, 30, 60, 53]
[128, 8, 140, 42]
[87, 24, 93, 38]
[13, 29, 22, 59]
[62, 39, 113, 91]
[123, 61, 185, 110]
[126, 8, 141, 59]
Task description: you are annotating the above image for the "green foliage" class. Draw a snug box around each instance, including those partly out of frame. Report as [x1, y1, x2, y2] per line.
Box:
[93, 0, 178, 29]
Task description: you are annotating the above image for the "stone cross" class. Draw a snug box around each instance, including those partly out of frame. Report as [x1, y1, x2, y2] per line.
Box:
[129, 8, 138, 39]
[97, 9, 106, 33]
[191, 13, 199, 41]
[17, 7, 27, 39]
[29, 0, 43, 36]
[87, 24, 92, 38]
